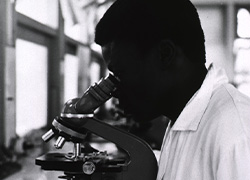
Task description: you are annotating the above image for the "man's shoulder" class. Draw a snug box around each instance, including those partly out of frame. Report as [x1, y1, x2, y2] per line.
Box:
[205, 83, 250, 140]
[212, 83, 250, 118]
[210, 83, 250, 114]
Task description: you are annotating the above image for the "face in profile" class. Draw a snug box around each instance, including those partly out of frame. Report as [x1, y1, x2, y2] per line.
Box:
[101, 39, 173, 122]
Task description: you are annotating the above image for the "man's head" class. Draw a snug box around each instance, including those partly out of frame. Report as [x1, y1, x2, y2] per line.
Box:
[95, 0, 207, 122]
[95, 0, 206, 62]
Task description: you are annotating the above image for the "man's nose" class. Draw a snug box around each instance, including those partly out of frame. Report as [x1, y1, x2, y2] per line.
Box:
[107, 62, 121, 78]
[108, 62, 114, 72]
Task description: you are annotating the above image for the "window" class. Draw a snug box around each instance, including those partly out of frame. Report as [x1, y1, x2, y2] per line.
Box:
[63, 54, 79, 102]
[16, 0, 58, 29]
[234, 8, 250, 97]
[16, 39, 48, 136]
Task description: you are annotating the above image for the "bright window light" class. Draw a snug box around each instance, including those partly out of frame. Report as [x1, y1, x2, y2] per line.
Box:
[16, 0, 58, 29]
[16, 39, 48, 137]
[89, 61, 101, 85]
[237, 8, 250, 38]
[64, 54, 79, 102]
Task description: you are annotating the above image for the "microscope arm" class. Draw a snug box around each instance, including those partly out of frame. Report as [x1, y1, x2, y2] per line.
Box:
[59, 116, 158, 180]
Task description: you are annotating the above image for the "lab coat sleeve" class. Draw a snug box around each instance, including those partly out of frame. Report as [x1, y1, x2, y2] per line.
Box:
[216, 136, 250, 180]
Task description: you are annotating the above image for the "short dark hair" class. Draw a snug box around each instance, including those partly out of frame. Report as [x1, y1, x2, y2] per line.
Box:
[95, 0, 206, 63]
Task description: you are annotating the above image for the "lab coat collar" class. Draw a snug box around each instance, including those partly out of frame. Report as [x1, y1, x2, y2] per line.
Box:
[171, 64, 229, 131]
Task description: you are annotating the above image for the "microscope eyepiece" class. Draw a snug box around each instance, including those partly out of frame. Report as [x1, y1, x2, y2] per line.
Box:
[73, 73, 120, 114]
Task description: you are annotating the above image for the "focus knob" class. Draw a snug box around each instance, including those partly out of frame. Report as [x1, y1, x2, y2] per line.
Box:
[42, 129, 55, 142]
[54, 136, 66, 149]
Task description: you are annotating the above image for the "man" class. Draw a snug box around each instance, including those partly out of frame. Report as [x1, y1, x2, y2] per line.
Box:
[94, 0, 250, 179]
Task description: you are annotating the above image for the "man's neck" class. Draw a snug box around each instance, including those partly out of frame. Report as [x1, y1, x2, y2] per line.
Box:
[166, 64, 208, 122]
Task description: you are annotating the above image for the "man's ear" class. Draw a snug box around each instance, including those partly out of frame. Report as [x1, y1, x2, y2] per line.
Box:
[159, 39, 176, 69]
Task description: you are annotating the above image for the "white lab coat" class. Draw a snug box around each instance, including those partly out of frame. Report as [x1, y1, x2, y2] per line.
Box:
[157, 64, 250, 180]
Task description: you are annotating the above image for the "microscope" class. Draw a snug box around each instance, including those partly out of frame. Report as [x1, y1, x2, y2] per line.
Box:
[36, 73, 158, 180]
